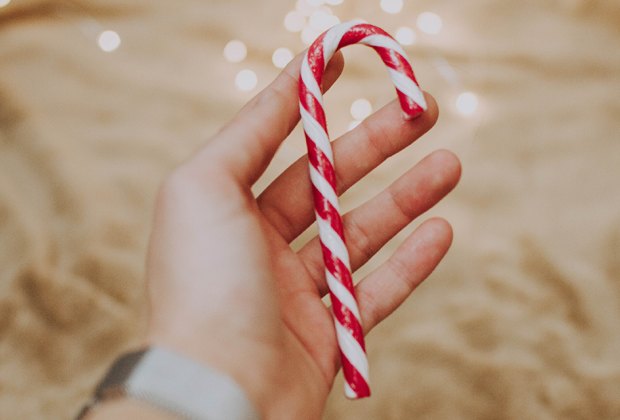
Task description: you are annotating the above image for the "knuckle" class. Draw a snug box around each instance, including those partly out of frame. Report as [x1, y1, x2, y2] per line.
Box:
[260, 201, 297, 240]
[387, 256, 411, 289]
[359, 121, 385, 158]
[356, 285, 378, 331]
[389, 188, 416, 221]
[345, 215, 376, 265]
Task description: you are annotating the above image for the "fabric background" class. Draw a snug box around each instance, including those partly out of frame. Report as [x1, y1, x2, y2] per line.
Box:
[0, 0, 618, 418]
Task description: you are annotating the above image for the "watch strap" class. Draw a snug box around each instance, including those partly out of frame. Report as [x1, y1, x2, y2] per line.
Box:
[77, 347, 260, 420]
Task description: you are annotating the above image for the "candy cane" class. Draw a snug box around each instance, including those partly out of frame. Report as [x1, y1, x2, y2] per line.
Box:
[299, 21, 427, 399]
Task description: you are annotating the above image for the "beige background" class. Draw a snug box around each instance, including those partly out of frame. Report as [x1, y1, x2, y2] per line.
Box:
[1, 0, 619, 418]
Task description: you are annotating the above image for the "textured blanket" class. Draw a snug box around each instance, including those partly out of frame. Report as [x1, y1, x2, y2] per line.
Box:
[0, 0, 619, 418]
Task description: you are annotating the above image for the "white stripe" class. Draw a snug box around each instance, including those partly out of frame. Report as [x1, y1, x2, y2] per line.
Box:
[299, 106, 333, 162]
[309, 166, 339, 211]
[386, 68, 427, 110]
[334, 320, 370, 382]
[344, 381, 357, 399]
[316, 214, 350, 268]
[326, 270, 361, 321]
[300, 54, 322, 103]
[322, 20, 364, 63]
[359, 34, 407, 58]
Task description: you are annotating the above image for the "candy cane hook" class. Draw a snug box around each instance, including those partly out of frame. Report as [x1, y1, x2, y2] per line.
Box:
[299, 20, 427, 399]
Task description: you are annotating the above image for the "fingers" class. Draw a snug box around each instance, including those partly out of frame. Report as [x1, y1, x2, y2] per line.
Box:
[299, 149, 461, 295]
[354, 218, 453, 333]
[258, 92, 439, 243]
[185, 51, 345, 185]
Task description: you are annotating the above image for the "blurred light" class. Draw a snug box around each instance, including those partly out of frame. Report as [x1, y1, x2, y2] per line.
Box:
[223, 40, 247, 63]
[272, 47, 294, 68]
[309, 10, 340, 32]
[348, 120, 362, 131]
[456, 92, 478, 116]
[97, 30, 121, 52]
[350, 99, 372, 120]
[284, 11, 306, 32]
[417, 12, 443, 35]
[307, 0, 325, 5]
[296, 0, 315, 16]
[395, 26, 416, 46]
[235, 69, 258, 91]
[301, 25, 323, 45]
[0, 0, 11, 7]
[380, 0, 403, 14]
[434, 56, 459, 85]
[325, 0, 344, 4]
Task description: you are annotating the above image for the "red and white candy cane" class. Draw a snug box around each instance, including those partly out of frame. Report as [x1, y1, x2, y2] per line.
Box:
[299, 20, 427, 399]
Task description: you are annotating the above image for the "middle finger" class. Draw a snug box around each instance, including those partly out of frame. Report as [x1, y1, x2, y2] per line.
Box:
[257, 92, 439, 243]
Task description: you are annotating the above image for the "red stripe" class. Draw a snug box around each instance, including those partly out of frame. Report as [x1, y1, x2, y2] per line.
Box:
[307, 32, 326, 86]
[320, 244, 354, 291]
[372, 46, 417, 82]
[299, 83, 327, 130]
[305, 137, 337, 189]
[338, 23, 385, 48]
[341, 352, 371, 398]
[322, 242, 365, 348]
[369, 46, 425, 117]
[331, 293, 365, 349]
[311, 185, 344, 237]
[354, 23, 390, 38]
[395, 91, 425, 119]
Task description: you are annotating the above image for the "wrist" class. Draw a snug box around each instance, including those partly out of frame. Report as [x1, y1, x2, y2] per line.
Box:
[145, 327, 275, 417]
[145, 326, 329, 420]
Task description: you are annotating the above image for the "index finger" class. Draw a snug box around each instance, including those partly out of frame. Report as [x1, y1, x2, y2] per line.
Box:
[187, 51, 345, 185]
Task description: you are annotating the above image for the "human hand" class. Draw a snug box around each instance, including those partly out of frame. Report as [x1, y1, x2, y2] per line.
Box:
[145, 52, 461, 419]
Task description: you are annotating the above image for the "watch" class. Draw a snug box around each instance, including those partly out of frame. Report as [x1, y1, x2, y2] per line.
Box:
[76, 346, 260, 420]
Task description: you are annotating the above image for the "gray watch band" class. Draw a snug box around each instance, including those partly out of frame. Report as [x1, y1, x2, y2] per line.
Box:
[77, 347, 261, 420]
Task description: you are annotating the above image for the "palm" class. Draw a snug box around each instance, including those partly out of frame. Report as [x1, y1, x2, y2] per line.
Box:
[146, 52, 460, 418]
[254, 200, 342, 385]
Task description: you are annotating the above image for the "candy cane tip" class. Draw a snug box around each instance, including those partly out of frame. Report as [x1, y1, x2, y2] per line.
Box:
[402, 111, 416, 121]
[345, 387, 371, 400]
[402, 108, 425, 121]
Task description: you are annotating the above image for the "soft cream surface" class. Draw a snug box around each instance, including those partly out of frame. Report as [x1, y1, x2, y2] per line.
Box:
[0, 0, 619, 418]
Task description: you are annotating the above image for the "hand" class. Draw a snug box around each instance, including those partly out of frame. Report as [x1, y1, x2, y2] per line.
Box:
[145, 52, 461, 419]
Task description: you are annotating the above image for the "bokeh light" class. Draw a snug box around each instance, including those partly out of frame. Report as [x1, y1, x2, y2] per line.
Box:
[395, 26, 416, 46]
[235, 69, 258, 91]
[97, 30, 121, 52]
[301, 25, 323, 45]
[325, 0, 344, 4]
[309, 9, 340, 32]
[296, 0, 316, 16]
[272, 47, 294, 68]
[456, 92, 479, 116]
[0, 0, 11, 8]
[380, 0, 403, 14]
[284, 11, 306, 32]
[223, 40, 247, 63]
[350, 99, 373, 120]
[417, 12, 443, 35]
